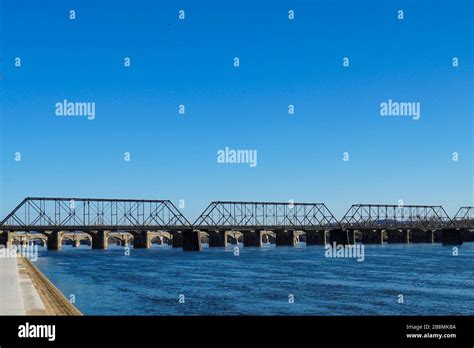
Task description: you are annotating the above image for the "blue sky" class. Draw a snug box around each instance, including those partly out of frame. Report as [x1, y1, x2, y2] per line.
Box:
[0, 0, 472, 220]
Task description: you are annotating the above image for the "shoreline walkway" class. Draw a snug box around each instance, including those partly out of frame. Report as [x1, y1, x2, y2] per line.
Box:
[0, 256, 26, 314]
[0, 252, 81, 315]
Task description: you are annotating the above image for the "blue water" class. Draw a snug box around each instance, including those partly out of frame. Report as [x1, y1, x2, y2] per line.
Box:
[33, 243, 474, 315]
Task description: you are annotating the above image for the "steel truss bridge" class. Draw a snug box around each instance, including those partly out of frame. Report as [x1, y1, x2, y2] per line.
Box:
[339, 204, 452, 230]
[0, 197, 191, 231]
[0, 197, 472, 250]
[453, 207, 474, 229]
[193, 201, 340, 230]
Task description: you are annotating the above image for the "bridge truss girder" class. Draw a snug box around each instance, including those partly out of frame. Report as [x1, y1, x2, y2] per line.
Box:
[453, 207, 474, 229]
[193, 201, 340, 230]
[340, 204, 452, 230]
[0, 197, 191, 231]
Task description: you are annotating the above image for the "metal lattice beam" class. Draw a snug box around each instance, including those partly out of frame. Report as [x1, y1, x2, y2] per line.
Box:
[339, 204, 452, 230]
[0, 197, 191, 231]
[453, 207, 474, 229]
[193, 201, 340, 230]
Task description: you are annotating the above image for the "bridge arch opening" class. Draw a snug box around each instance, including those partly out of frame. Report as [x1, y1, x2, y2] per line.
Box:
[60, 232, 92, 248]
[149, 232, 174, 248]
[150, 236, 162, 246]
[61, 236, 75, 246]
[225, 231, 243, 245]
[108, 235, 122, 246]
[294, 231, 307, 245]
[10, 232, 48, 248]
[261, 231, 276, 245]
[11, 236, 24, 247]
[107, 232, 133, 247]
[28, 237, 47, 247]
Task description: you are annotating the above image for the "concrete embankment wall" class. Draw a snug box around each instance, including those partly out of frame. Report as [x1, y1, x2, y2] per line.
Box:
[20, 257, 82, 316]
[0, 252, 81, 316]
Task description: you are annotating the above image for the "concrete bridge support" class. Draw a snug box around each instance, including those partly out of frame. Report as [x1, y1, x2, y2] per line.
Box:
[172, 231, 183, 248]
[432, 230, 442, 243]
[353, 230, 363, 243]
[306, 230, 326, 245]
[461, 229, 474, 242]
[347, 230, 356, 244]
[182, 230, 201, 251]
[47, 231, 64, 251]
[0, 231, 5, 246]
[200, 233, 209, 245]
[431, 230, 443, 243]
[442, 229, 463, 245]
[72, 237, 81, 248]
[91, 230, 109, 250]
[1, 231, 13, 248]
[208, 231, 227, 247]
[243, 230, 262, 247]
[360, 230, 385, 244]
[329, 229, 352, 245]
[410, 229, 435, 243]
[386, 230, 410, 243]
[404, 230, 411, 243]
[133, 231, 151, 249]
[275, 230, 296, 246]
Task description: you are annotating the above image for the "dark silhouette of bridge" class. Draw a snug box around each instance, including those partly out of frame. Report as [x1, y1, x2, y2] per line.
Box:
[0, 197, 472, 251]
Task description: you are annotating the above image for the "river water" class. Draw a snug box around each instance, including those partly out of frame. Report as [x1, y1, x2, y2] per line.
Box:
[33, 243, 474, 315]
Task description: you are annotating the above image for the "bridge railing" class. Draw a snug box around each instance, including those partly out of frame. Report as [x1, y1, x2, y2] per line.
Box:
[339, 204, 453, 230]
[193, 201, 341, 230]
[0, 197, 191, 230]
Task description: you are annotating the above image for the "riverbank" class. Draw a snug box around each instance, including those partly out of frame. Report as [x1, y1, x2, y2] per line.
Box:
[0, 254, 81, 315]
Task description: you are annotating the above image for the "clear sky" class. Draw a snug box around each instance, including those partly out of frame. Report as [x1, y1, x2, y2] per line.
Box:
[0, 0, 472, 221]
